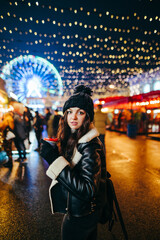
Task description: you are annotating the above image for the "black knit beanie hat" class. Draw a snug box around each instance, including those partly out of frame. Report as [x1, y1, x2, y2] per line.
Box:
[63, 85, 94, 122]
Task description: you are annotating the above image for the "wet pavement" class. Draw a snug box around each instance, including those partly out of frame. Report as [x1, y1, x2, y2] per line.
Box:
[0, 130, 160, 240]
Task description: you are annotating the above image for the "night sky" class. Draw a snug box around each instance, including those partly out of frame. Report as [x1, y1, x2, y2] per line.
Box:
[0, 0, 160, 97]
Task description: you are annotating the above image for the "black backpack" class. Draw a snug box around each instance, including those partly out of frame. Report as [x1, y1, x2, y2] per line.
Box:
[98, 171, 128, 240]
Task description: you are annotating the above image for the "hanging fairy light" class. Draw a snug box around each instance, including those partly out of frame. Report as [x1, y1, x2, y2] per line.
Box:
[0, 1, 159, 97]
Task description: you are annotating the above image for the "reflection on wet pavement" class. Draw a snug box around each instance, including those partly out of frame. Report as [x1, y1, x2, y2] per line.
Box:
[0, 130, 160, 240]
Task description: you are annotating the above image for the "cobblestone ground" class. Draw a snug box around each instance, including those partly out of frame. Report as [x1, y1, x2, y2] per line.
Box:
[0, 130, 160, 240]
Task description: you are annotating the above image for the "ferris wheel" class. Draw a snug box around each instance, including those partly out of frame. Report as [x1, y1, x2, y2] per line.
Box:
[0, 55, 63, 105]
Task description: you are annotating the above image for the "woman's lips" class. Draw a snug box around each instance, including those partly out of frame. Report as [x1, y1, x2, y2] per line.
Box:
[70, 122, 78, 126]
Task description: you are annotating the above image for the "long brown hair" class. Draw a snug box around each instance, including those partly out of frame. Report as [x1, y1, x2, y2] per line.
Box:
[57, 111, 90, 160]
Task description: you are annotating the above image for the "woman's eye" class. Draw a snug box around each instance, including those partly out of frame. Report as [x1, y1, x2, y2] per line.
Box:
[79, 111, 84, 115]
[67, 110, 72, 114]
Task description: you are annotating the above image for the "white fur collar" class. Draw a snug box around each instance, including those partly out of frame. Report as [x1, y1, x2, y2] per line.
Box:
[78, 124, 99, 144]
[71, 124, 99, 167]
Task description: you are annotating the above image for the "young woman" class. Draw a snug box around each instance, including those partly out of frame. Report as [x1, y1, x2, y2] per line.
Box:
[40, 85, 106, 240]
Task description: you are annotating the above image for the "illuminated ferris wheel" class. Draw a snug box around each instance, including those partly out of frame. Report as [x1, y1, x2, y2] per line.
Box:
[0, 55, 63, 107]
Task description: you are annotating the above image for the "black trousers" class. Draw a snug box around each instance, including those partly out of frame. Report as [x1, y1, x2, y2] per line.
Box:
[14, 137, 26, 159]
[61, 211, 98, 240]
[35, 130, 42, 148]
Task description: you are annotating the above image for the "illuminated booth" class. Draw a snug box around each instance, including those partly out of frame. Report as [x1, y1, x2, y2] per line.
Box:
[97, 90, 160, 135]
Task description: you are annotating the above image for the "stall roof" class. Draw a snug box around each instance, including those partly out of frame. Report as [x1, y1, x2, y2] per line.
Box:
[102, 90, 160, 108]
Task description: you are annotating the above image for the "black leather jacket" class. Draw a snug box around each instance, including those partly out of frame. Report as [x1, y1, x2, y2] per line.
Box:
[47, 127, 106, 217]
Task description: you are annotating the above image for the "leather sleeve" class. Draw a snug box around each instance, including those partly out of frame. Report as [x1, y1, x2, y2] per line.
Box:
[57, 138, 102, 202]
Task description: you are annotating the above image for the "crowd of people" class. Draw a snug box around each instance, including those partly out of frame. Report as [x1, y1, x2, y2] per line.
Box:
[0, 106, 62, 168]
[1, 100, 158, 171]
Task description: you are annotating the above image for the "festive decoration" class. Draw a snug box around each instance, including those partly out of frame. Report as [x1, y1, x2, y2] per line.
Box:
[0, 55, 63, 105]
[0, 0, 160, 97]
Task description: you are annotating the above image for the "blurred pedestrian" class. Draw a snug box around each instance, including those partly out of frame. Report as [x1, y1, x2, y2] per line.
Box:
[23, 106, 33, 144]
[118, 111, 122, 129]
[94, 104, 107, 149]
[14, 113, 27, 163]
[44, 108, 52, 131]
[0, 112, 15, 168]
[33, 111, 43, 151]
[47, 114, 54, 138]
[52, 109, 62, 138]
[141, 108, 148, 134]
[40, 85, 106, 240]
[134, 109, 142, 133]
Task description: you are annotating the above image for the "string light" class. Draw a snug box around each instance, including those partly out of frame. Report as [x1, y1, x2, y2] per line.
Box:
[8, 0, 160, 24]
[1, 10, 160, 37]
[0, 1, 160, 96]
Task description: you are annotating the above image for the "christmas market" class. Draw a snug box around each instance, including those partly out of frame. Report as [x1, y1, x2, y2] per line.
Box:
[0, 0, 160, 240]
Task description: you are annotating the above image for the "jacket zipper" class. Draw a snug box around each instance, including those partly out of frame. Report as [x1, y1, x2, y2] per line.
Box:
[66, 192, 69, 212]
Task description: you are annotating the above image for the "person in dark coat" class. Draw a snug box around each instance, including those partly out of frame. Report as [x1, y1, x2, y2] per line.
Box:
[33, 111, 43, 150]
[14, 113, 27, 163]
[40, 85, 106, 240]
[52, 109, 62, 138]
[23, 106, 33, 144]
[44, 108, 51, 126]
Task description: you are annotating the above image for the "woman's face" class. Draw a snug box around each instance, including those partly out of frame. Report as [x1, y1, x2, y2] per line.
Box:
[67, 107, 86, 130]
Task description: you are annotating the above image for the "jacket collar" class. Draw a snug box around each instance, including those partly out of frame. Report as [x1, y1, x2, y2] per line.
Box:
[71, 124, 99, 167]
[78, 123, 99, 144]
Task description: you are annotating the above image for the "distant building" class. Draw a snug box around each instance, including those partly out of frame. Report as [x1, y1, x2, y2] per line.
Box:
[129, 67, 160, 96]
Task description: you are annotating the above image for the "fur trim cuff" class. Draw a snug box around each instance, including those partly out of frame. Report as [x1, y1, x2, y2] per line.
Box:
[46, 156, 69, 180]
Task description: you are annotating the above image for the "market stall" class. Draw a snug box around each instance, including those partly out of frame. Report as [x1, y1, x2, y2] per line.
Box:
[96, 90, 160, 135]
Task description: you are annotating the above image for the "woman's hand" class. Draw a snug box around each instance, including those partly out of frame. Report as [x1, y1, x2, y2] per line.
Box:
[40, 139, 59, 165]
